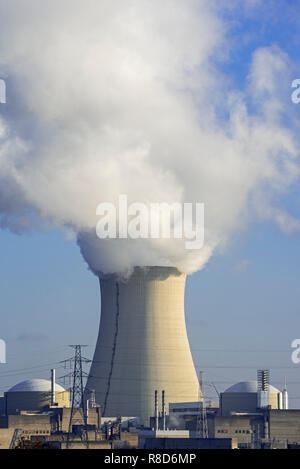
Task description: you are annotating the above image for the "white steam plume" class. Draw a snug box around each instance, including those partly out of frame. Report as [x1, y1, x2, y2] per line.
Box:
[0, 1, 299, 275]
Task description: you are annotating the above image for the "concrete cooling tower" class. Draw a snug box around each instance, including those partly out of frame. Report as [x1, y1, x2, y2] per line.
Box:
[86, 266, 201, 425]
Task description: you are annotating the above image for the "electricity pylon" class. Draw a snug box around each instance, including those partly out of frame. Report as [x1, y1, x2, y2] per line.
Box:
[196, 370, 208, 438]
[60, 345, 91, 448]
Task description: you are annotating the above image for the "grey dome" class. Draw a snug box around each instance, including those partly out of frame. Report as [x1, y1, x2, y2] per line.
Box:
[224, 381, 279, 394]
[8, 379, 65, 393]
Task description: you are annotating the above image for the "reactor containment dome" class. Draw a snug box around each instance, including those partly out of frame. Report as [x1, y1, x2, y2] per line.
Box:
[4, 379, 69, 414]
[221, 381, 283, 416]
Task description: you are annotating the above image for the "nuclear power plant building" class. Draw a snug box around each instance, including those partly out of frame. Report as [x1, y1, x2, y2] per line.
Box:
[86, 266, 201, 425]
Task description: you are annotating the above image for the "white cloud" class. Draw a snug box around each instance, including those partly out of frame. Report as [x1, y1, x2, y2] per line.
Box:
[0, 1, 299, 275]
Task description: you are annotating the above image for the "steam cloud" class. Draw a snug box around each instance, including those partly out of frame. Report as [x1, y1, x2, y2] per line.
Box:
[0, 0, 299, 275]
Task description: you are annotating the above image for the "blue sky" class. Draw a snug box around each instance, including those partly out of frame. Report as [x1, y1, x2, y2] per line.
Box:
[1, 214, 300, 403]
[1, 1, 300, 406]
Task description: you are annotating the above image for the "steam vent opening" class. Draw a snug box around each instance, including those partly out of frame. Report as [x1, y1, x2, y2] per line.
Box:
[86, 266, 201, 425]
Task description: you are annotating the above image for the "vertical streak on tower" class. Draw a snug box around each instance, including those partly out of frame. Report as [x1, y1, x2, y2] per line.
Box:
[86, 266, 201, 425]
[102, 283, 120, 416]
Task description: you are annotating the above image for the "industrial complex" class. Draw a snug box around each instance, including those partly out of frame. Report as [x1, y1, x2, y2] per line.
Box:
[0, 371, 300, 449]
[1, 267, 300, 450]
[0, 0, 299, 456]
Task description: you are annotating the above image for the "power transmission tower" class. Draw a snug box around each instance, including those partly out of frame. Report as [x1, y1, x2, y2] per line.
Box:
[196, 371, 208, 438]
[60, 345, 91, 448]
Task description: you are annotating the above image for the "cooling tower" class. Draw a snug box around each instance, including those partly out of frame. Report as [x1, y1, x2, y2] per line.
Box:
[86, 266, 201, 425]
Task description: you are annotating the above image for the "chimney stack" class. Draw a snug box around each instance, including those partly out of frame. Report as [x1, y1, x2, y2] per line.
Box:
[162, 390, 166, 431]
[51, 368, 56, 406]
[154, 390, 158, 431]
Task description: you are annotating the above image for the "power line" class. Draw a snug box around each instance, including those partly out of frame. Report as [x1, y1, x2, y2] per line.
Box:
[74, 343, 294, 353]
[6, 345, 70, 360]
[0, 362, 64, 378]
